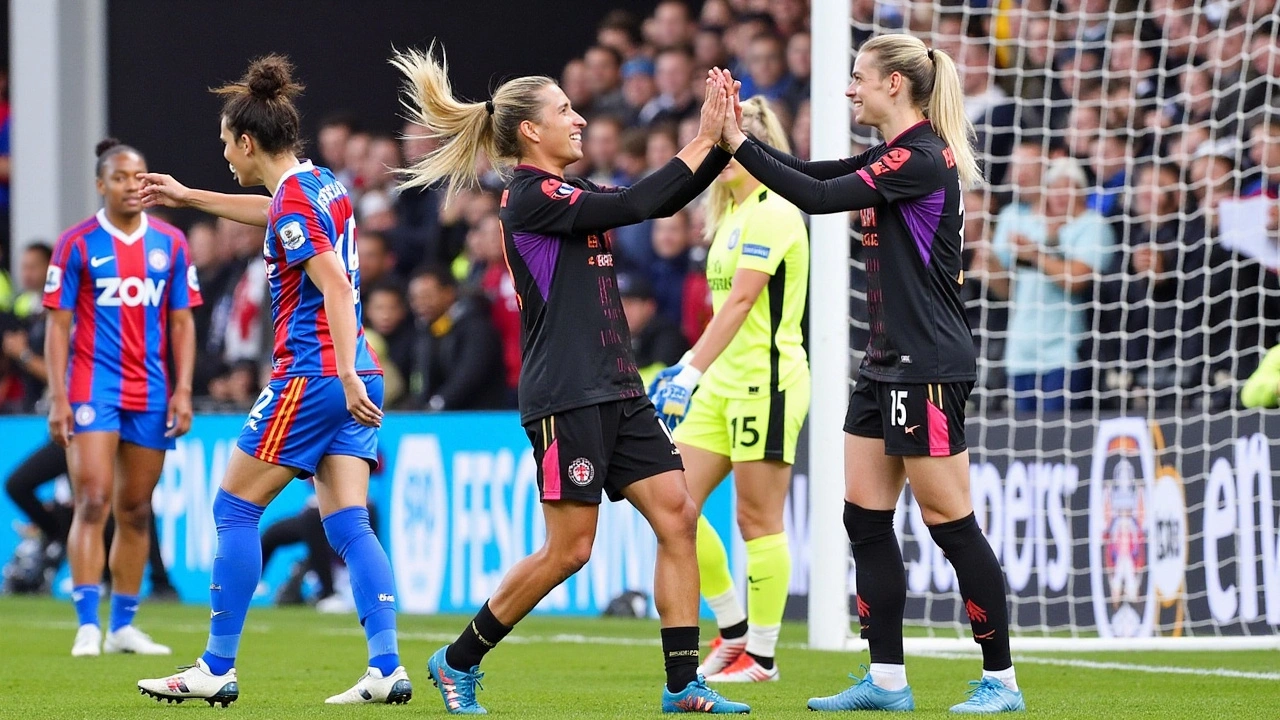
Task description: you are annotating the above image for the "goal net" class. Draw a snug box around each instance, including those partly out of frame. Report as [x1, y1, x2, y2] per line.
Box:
[806, 0, 1280, 650]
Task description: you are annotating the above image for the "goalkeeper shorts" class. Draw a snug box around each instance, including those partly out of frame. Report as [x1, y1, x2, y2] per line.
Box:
[673, 380, 810, 464]
[843, 377, 971, 457]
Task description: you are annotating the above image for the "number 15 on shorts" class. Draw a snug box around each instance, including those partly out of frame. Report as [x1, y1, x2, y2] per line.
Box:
[889, 390, 908, 427]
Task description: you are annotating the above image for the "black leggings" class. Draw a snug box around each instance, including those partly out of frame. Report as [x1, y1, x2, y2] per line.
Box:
[260, 503, 382, 598]
[4, 441, 67, 540]
[5, 440, 173, 589]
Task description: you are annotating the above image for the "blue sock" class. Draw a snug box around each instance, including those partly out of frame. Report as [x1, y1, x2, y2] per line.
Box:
[109, 593, 140, 632]
[72, 584, 100, 627]
[201, 489, 265, 676]
[323, 506, 399, 675]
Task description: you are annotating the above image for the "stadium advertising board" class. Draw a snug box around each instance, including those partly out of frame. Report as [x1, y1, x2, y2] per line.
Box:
[0, 413, 738, 617]
[878, 413, 1280, 637]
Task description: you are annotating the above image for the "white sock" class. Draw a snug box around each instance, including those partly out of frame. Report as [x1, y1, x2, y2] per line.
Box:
[869, 663, 908, 691]
[745, 623, 781, 660]
[983, 666, 1018, 691]
[706, 589, 747, 632]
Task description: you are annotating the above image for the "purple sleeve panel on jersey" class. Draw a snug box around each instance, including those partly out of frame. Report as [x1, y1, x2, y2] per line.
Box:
[898, 187, 946, 267]
[512, 231, 560, 301]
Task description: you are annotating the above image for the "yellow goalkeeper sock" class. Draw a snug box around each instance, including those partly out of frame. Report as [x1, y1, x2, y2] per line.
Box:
[697, 514, 746, 629]
[745, 532, 790, 659]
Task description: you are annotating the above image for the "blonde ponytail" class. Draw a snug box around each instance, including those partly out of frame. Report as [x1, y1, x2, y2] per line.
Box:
[392, 44, 554, 203]
[859, 34, 983, 190]
[703, 97, 793, 241]
[926, 49, 982, 189]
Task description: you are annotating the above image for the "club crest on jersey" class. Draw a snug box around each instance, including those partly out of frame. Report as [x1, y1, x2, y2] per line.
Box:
[567, 458, 595, 487]
[44, 266, 62, 293]
[75, 405, 96, 427]
[727, 228, 741, 249]
[279, 221, 306, 251]
[187, 265, 201, 292]
[148, 248, 169, 272]
[870, 148, 911, 176]
[541, 178, 579, 202]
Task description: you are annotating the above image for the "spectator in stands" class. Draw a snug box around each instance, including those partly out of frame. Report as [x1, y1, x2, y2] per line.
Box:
[1188, 141, 1242, 234]
[620, 57, 657, 124]
[640, 47, 698, 126]
[1, 242, 51, 410]
[700, 0, 732, 26]
[650, 0, 696, 51]
[403, 265, 508, 411]
[585, 45, 630, 118]
[463, 214, 521, 405]
[1107, 32, 1159, 102]
[1243, 20, 1280, 115]
[341, 130, 371, 196]
[648, 211, 693, 325]
[597, 9, 644, 61]
[786, 31, 811, 96]
[1244, 113, 1280, 199]
[357, 229, 398, 289]
[356, 134, 402, 233]
[362, 283, 409, 408]
[317, 113, 358, 186]
[1087, 131, 1131, 218]
[393, 120, 467, 276]
[768, 0, 808, 37]
[959, 38, 1020, 186]
[990, 156, 1116, 412]
[791, 100, 811, 160]
[1098, 162, 1210, 405]
[695, 25, 731, 70]
[739, 33, 804, 112]
[560, 58, 592, 111]
[619, 272, 689, 389]
[726, 13, 777, 73]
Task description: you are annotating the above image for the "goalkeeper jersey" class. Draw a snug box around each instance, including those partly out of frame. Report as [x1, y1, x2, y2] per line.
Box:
[701, 187, 809, 398]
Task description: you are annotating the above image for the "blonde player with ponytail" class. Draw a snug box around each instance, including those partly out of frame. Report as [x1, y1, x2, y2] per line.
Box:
[718, 35, 1026, 714]
[649, 97, 809, 684]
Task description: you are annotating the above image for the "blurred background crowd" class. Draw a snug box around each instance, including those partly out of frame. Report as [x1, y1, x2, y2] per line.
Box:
[0, 0, 1276, 417]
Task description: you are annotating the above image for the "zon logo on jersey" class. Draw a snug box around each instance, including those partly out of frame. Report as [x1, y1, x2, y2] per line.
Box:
[95, 277, 166, 307]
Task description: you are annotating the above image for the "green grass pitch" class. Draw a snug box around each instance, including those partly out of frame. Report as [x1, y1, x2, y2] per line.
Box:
[1, 595, 1277, 719]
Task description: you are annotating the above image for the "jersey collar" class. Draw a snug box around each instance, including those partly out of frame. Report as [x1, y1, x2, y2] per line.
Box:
[886, 119, 932, 147]
[95, 209, 149, 245]
[278, 160, 317, 185]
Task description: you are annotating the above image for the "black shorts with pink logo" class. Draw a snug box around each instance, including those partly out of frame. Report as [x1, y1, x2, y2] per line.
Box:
[523, 396, 684, 503]
[843, 377, 971, 457]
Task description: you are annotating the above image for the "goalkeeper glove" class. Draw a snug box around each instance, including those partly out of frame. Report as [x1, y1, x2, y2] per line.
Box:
[653, 365, 702, 430]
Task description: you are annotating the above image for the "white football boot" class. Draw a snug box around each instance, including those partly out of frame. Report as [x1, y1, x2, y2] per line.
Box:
[105, 625, 172, 655]
[71, 623, 102, 657]
[138, 658, 239, 707]
[325, 666, 413, 704]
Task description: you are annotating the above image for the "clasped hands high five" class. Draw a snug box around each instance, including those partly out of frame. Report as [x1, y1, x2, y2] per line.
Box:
[695, 67, 750, 153]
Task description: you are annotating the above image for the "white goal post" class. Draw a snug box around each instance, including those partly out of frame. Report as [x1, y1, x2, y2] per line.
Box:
[806, 0, 1280, 652]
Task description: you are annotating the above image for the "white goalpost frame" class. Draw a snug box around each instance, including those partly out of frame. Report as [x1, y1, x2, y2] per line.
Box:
[806, 0, 853, 652]
[805, 1, 1280, 653]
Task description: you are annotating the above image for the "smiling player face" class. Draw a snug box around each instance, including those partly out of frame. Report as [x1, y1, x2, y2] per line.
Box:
[529, 84, 587, 166]
[97, 151, 146, 219]
[220, 116, 260, 187]
[846, 51, 892, 128]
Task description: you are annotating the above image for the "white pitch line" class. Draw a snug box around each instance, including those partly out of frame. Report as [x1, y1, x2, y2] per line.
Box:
[919, 651, 1280, 682]
[12, 617, 1277, 681]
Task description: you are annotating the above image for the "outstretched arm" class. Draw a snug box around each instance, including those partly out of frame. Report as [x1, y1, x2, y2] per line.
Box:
[754, 140, 869, 180]
[139, 173, 272, 228]
[729, 138, 885, 214]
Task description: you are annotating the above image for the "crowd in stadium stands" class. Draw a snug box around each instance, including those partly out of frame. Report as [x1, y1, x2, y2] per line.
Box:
[0, 0, 1278, 415]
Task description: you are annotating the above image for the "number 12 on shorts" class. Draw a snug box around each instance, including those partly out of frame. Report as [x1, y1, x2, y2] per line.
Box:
[889, 389, 908, 427]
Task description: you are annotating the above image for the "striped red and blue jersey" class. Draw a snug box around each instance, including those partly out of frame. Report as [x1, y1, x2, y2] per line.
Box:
[43, 210, 203, 411]
[265, 161, 380, 380]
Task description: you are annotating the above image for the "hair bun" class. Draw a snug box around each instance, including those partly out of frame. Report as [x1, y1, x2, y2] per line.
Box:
[95, 138, 122, 157]
[245, 54, 303, 101]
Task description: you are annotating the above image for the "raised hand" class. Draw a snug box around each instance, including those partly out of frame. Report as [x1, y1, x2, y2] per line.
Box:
[697, 69, 730, 144]
[137, 173, 192, 209]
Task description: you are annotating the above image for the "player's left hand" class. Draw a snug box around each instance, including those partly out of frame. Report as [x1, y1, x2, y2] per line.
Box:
[342, 372, 384, 428]
[166, 388, 193, 438]
[652, 366, 702, 430]
[647, 364, 683, 400]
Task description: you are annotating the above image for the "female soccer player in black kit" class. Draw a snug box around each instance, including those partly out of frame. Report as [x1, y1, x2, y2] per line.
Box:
[719, 35, 1026, 714]
[391, 45, 749, 715]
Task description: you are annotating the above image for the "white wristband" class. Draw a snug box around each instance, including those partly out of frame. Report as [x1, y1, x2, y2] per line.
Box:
[672, 365, 702, 391]
[678, 351, 695, 367]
